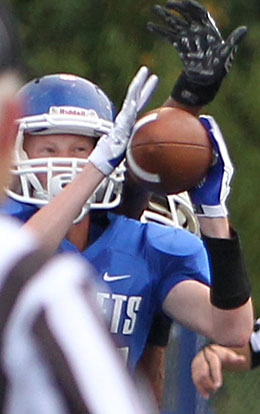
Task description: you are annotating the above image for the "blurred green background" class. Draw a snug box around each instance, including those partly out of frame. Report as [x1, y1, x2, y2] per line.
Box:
[9, 0, 260, 411]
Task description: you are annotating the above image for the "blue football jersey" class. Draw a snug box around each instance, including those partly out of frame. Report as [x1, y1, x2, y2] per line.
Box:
[2, 198, 211, 373]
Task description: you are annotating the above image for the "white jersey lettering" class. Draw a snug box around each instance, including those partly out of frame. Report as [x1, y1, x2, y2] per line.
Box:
[96, 292, 142, 335]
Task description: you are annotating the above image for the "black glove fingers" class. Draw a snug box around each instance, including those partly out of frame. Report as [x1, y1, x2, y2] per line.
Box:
[166, 0, 222, 42]
[152, 4, 188, 31]
[147, 22, 180, 43]
[220, 27, 247, 74]
[152, 4, 174, 22]
[226, 26, 247, 48]
[166, 0, 208, 25]
[216, 26, 247, 74]
[168, 13, 190, 31]
[165, 0, 221, 49]
[217, 43, 237, 74]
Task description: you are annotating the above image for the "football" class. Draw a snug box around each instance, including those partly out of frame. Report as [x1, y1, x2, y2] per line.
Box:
[126, 107, 213, 195]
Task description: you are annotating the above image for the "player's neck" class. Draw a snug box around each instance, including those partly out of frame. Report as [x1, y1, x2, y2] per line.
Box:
[66, 214, 90, 252]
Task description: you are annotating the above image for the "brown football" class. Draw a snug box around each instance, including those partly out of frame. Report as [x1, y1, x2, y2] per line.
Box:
[126, 107, 213, 195]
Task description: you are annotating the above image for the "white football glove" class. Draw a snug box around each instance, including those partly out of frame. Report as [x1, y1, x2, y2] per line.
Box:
[88, 66, 158, 175]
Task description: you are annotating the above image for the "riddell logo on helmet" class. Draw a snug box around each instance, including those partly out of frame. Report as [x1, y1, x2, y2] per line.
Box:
[49, 106, 98, 119]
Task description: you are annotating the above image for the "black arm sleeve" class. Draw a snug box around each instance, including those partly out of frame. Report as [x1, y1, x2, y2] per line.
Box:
[202, 228, 251, 310]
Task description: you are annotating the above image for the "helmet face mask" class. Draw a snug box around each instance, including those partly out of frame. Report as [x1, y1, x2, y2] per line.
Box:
[7, 73, 126, 218]
[141, 192, 200, 236]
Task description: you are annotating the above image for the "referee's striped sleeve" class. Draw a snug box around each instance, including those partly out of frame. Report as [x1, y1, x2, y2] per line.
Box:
[0, 247, 49, 411]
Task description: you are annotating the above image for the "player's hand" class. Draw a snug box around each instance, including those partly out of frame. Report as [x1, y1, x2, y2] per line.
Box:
[89, 66, 158, 175]
[188, 115, 234, 217]
[191, 345, 246, 399]
[147, 0, 247, 106]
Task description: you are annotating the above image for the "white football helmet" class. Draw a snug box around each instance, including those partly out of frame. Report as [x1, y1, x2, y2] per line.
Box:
[141, 192, 200, 236]
[7, 74, 125, 221]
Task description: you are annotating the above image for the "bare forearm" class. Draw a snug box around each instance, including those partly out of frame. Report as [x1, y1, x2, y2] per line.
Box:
[162, 96, 202, 117]
[24, 163, 104, 254]
[164, 281, 253, 347]
[210, 298, 253, 347]
[198, 217, 231, 238]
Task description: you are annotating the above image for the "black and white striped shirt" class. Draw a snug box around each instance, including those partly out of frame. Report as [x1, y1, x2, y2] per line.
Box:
[0, 216, 150, 414]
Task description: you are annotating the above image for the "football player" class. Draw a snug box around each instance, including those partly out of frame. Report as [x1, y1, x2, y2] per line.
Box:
[2, 0, 253, 410]
[3, 72, 252, 367]
[0, 4, 156, 414]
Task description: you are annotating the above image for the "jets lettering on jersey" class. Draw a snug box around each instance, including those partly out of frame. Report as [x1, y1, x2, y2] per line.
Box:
[97, 292, 142, 334]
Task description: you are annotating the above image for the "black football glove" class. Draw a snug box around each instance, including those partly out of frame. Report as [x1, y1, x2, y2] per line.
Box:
[147, 0, 247, 106]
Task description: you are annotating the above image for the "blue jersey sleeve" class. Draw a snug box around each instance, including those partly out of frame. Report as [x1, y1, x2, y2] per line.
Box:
[145, 223, 211, 310]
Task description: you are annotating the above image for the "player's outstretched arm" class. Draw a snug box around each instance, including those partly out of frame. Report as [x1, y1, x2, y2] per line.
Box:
[147, 0, 247, 113]
[163, 116, 253, 347]
[24, 67, 158, 253]
[192, 116, 253, 343]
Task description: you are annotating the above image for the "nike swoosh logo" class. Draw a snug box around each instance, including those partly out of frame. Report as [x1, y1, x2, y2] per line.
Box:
[103, 272, 131, 282]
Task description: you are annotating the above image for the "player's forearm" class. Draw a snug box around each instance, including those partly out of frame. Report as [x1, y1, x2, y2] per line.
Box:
[24, 163, 104, 254]
[198, 217, 231, 238]
[162, 96, 202, 117]
[210, 298, 253, 347]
